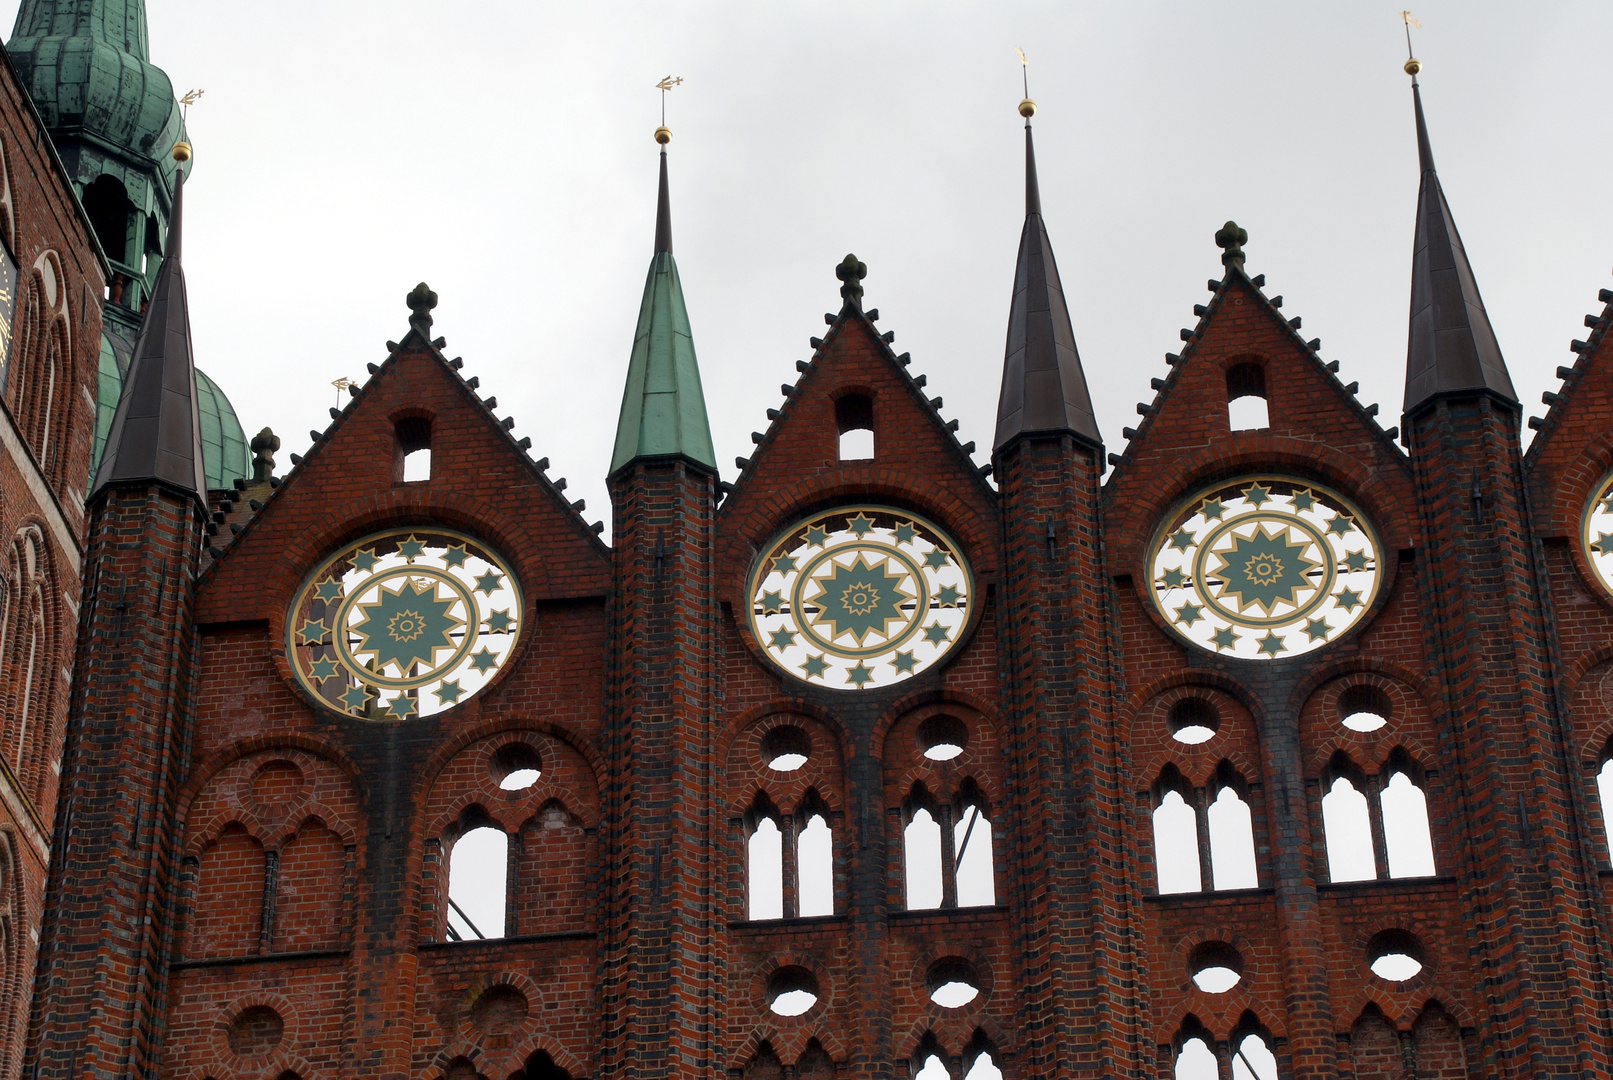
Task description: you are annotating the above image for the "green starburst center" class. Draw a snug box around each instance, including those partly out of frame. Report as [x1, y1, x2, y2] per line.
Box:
[1211, 523, 1321, 614]
[809, 553, 911, 643]
[352, 577, 463, 671]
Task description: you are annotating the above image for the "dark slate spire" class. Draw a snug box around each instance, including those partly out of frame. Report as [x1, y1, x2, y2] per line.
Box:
[654, 145, 673, 255]
[91, 153, 207, 505]
[1402, 67, 1516, 416]
[994, 106, 1101, 451]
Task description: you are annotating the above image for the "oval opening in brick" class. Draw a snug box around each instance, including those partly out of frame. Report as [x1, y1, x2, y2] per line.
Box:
[1167, 698, 1219, 745]
[469, 983, 529, 1036]
[918, 715, 969, 762]
[1339, 685, 1391, 733]
[761, 726, 811, 772]
[1367, 929, 1425, 982]
[491, 743, 543, 791]
[925, 956, 981, 1008]
[766, 966, 820, 1016]
[1187, 940, 1243, 994]
[250, 760, 304, 806]
[226, 1005, 284, 1056]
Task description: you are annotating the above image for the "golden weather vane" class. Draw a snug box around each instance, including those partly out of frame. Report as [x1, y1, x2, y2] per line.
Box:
[1401, 11, 1422, 75]
[179, 88, 204, 117]
[655, 75, 683, 144]
[332, 376, 353, 407]
[1015, 47, 1035, 120]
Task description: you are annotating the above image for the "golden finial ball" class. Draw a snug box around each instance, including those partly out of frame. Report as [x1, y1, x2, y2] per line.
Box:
[1404, 57, 1422, 76]
[1018, 98, 1036, 119]
[171, 140, 192, 162]
[654, 126, 672, 145]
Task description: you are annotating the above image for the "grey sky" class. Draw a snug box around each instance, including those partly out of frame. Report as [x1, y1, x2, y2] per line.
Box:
[7, 1, 1608, 527]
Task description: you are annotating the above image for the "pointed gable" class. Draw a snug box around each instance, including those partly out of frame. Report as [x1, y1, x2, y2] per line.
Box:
[1522, 285, 1613, 535]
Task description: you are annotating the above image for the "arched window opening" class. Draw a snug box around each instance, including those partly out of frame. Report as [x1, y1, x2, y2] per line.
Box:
[1598, 753, 1613, 861]
[953, 789, 995, 908]
[1321, 760, 1376, 883]
[1379, 754, 1435, 878]
[1174, 1021, 1219, 1080]
[746, 800, 784, 921]
[1153, 770, 1202, 895]
[1339, 684, 1391, 733]
[12, 618, 37, 778]
[960, 1037, 1003, 1080]
[447, 820, 507, 940]
[914, 1055, 950, 1080]
[1207, 768, 1259, 890]
[395, 415, 432, 482]
[835, 392, 874, 460]
[904, 790, 944, 911]
[744, 1044, 784, 1080]
[518, 1049, 572, 1080]
[796, 1041, 834, 1080]
[1231, 1025, 1279, 1080]
[82, 175, 133, 266]
[1226, 361, 1269, 430]
[796, 798, 834, 917]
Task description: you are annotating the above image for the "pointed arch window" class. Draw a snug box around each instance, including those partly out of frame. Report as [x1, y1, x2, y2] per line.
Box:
[1321, 756, 1377, 883]
[953, 784, 996, 908]
[1207, 765, 1259, 890]
[1226, 361, 1269, 430]
[745, 796, 785, 920]
[796, 791, 834, 917]
[1379, 750, 1436, 878]
[447, 814, 507, 940]
[1152, 768, 1203, 895]
[835, 392, 874, 460]
[903, 785, 944, 911]
[1597, 746, 1613, 863]
[1173, 1019, 1219, 1080]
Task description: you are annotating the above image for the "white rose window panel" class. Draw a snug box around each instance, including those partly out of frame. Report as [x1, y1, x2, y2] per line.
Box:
[1146, 477, 1383, 659]
[1581, 470, 1613, 599]
[287, 528, 522, 719]
[745, 506, 973, 691]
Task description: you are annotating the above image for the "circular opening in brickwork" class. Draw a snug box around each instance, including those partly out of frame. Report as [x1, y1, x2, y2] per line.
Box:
[226, 1005, 284, 1056]
[1187, 941, 1243, 994]
[444, 1059, 486, 1080]
[250, 760, 304, 805]
[925, 956, 982, 1008]
[761, 726, 811, 772]
[1339, 685, 1391, 733]
[469, 984, 529, 1035]
[766, 966, 820, 1016]
[1168, 698, 1219, 745]
[918, 715, 969, 761]
[491, 743, 543, 791]
[1367, 929, 1425, 982]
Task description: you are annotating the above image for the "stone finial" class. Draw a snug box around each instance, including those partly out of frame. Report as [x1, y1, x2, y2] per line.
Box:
[836, 254, 867, 310]
[1215, 221, 1248, 274]
[407, 282, 438, 334]
[250, 427, 280, 484]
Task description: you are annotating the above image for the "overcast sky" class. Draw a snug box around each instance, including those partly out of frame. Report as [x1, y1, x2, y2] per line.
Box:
[7, 1, 1609, 529]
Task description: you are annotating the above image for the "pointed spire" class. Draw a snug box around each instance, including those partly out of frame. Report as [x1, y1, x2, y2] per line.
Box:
[1401, 64, 1516, 417]
[610, 130, 717, 477]
[91, 146, 207, 505]
[994, 103, 1101, 451]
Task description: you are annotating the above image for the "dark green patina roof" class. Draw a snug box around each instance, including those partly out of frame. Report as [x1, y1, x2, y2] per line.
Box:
[610, 147, 716, 476]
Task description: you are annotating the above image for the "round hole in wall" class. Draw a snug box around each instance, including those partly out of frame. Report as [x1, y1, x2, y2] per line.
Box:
[1367, 929, 1425, 982]
[1339, 685, 1391, 733]
[925, 956, 982, 1008]
[761, 725, 811, 772]
[469, 983, 529, 1036]
[918, 715, 970, 761]
[1187, 941, 1243, 994]
[766, 966, 821, 1016]
[490, 743, 543, 791]
[226, 1005, 284, 1057]
[1167, 698, 1219, 745]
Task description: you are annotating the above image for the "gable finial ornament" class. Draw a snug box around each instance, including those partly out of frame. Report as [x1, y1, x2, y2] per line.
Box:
[1215, 221, 1248, 275]
[836, 254, 866, 311]
[407, 281, 438, 335]
[250, 427, 280, 484]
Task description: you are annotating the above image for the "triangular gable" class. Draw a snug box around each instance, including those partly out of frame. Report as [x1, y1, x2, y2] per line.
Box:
[1523, 286, 1613, 535]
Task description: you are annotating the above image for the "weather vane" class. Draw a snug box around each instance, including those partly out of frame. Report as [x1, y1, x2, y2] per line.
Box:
[655, 75, 682, 145]
[332, 376, 352, 406]
[1015, 47, 1035, 120]
[1400, 11, 1422, 75]
[179, 88, 204, 119]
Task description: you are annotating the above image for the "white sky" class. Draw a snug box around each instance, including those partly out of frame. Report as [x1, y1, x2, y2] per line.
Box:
[6, 1, 1609, 528]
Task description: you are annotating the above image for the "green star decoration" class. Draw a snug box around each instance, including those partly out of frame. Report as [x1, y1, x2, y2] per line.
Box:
[396, 535, 426, 562]
[1199, 498, 1227, 521]
[1326, 513, 1356, 537]
[350, 578, 461, 671]
[768, 627, 797, 649]
[1303, 617, 1331, 642]
[923, 548, 951, 570]
[936, 584, 961, 607]
[314, 579, 344, 602]
[443, 544, 470, 568]
[1257, 631, 1287, 656]
[1334, 587, 1364, 612]
[1175, 602, 1204, 627]
[340, 683, 373, 711]
[1209, 523, 1320, 614]
[892, 650, 918, 674]
[1241, 482, 1273, 507]
[1161, 568, 1188, 589]
[772, 552, 799, 573]
[307, 656, 341, 682]
[804, 524, 829, 547]
[468, 648, 499, 674]
[386, 694, 418, 718]
[807, 554, 911, 643]
[1342, 550, 1370, 573]
[351, 548, 379, 574]
[760, 590, 784, 615]
[486, 609, 514, 634]
[846, 512, 876, 537]
[1211, 626, 1239, 651]
[893, 521, 917, 545]
[297, 619, 330, 646]
[1290, 488, 1317, 513]
[846, 662, 876, 687]
[474, 570, 504, 596]
[1168, 527, 1195, 552]
[801, 654, 829, 679]
[922, 621, 951, 646]
[1592, 532, 1613, 556]
[1601, 492, 1613, 515]
[436, 679, 464, 705]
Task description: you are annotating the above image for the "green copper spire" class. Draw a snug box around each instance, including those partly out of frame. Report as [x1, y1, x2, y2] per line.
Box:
[609, 139, 716, 477]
